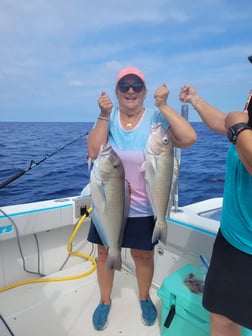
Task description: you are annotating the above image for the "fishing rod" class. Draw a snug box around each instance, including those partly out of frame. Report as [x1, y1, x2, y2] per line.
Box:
[0, 131, 89, 190]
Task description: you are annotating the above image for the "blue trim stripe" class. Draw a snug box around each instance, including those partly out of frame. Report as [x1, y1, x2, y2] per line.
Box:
[166, 217, 217, 237]
[0, 203, 72, 219]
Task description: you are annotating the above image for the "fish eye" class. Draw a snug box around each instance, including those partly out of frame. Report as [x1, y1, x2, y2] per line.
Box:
[162, 136, 169, 145]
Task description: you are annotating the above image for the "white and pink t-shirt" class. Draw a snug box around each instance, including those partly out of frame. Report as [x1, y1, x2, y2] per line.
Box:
[107, 107, 169, 217]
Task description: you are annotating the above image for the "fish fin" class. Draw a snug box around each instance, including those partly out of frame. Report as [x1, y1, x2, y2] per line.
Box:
[88, 157, 93, 171]
[91, 180, 109, 211]
[80, 183, 91, 197]
[139, 161, 145, 173]
[91, 174, 108, 211]
[106, 253, 122, 272]
[148, 156, 158, 173]
[152, 220, 167, 245]
[97, 181, 107, 202]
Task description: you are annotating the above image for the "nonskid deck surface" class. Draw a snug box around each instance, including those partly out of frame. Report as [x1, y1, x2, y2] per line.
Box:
[0, 263, 161, 336]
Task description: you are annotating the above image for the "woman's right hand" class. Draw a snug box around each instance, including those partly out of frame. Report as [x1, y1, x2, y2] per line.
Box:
[98, 91, 113, 116]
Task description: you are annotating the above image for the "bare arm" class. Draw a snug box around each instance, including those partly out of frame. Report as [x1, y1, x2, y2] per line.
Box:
[179, 85, 252, 174]
[225, 111, 252, 175]
[154, 84, 197, 148]
[179, 84, 227, 134]
[236, 132, 252, 175]
[88, 92, 113, 160]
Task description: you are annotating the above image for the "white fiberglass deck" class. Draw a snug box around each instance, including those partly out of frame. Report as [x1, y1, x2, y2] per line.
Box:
[0, 263, 161, 336]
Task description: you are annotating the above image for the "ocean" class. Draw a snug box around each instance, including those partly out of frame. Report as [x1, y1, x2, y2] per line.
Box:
[0, 122, 230, 208]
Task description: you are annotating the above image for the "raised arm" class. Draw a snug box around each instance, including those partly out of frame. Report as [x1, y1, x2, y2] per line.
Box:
[179, 84, 227, 134]
[88, 92, 113, 160]
[154, 84, 197, 148]
[179, 84, 252, 174]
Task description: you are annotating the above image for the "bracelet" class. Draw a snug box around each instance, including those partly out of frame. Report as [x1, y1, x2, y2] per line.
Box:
[227, 122, 252, 144]
[191, 95, 200, 109]
[98, 116, 109, 122]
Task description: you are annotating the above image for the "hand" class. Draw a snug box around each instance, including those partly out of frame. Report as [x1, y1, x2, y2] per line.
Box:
[154, 84, 169, 107]
[98, 92, 113, 116]
[179, 85, 198, 104]
[225, 111, 249, 129]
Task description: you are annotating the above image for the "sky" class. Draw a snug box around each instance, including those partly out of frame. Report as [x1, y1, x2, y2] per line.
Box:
[0, 0, 251, 122]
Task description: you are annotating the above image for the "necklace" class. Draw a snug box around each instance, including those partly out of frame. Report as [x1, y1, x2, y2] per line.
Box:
[120, 109, 143, 128]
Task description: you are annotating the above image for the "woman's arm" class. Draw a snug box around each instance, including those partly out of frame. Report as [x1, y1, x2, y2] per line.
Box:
[88, 92, 113, 160]
[154, 84, 197, 148]
[225, 111, 252, 175]
[179, 84, 252, 174]
[179, 84, 227, 134]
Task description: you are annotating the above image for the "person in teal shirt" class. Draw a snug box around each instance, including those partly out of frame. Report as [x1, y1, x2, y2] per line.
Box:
[179, 79, 252, 335]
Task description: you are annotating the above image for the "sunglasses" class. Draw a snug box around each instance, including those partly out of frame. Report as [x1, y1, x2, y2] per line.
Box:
[117, 82, 145, 93]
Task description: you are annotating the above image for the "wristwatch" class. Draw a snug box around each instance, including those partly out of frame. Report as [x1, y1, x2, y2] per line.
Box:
[227, 122, 252, 144]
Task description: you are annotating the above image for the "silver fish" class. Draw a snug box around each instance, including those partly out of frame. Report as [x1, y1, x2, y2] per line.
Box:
[90, 144, 130, 271]
[144, 123, 176, 244]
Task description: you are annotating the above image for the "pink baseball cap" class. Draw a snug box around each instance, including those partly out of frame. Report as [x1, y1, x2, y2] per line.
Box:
[116, 67, 146, 85]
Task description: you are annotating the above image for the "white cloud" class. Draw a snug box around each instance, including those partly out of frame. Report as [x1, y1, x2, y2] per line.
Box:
[0, 0, 252, 121]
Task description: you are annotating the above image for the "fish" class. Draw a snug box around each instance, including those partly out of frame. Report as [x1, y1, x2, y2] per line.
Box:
[144, 123, 178, 244]
[90, 143, 130, 271]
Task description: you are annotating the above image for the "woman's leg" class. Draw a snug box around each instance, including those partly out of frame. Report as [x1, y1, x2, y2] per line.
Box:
[130, 248, 157, 326]
[96, 244, 114, 304]
[92, 244, 114, 330]
[210, 313, 241, 336]
[130, 248, 154, 300]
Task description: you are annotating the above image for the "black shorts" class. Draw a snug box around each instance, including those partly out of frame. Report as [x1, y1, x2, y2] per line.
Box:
[87, 216, 157, 251]
[203, 230, 252, 330]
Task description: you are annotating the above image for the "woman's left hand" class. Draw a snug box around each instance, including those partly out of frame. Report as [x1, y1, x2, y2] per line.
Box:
[154, 84, 169, 107]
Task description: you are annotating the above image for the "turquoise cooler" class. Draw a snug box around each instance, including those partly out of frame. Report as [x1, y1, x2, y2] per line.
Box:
[157, 264, 252, 336]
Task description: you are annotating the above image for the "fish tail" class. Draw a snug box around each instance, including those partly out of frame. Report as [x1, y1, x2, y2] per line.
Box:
[152, 220, 167, 245]
[106, 253, 122, 272]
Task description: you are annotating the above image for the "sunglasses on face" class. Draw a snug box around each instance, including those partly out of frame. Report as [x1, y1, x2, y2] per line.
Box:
[117, 82, 145, 93]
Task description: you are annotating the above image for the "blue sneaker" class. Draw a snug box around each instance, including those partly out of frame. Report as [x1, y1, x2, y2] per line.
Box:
[92, 301, 111, 330]
[140, 299, 157, 326]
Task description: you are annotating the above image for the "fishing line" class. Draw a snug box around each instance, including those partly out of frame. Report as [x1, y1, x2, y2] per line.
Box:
[0, 131, 89, 189]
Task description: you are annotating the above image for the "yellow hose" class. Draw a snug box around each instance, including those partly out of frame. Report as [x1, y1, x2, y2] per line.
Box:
[0, 207, 96, 293]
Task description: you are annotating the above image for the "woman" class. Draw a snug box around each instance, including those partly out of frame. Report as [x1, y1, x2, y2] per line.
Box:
[179, 84, 252, 336]
[87, 67, 196, 330]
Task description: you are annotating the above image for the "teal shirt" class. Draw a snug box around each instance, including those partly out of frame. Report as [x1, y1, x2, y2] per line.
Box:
[221, 145, 252, 254]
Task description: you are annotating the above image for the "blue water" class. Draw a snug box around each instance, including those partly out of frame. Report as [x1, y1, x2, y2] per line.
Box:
[0, 122, 229, 207]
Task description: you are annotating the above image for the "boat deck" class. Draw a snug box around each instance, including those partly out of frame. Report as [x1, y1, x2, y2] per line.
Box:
[0, 262, 161, 336]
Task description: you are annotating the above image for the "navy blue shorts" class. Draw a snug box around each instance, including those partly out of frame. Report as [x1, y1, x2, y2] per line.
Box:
[203, 230, 252, 330]
[87, 216, 157, 251]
